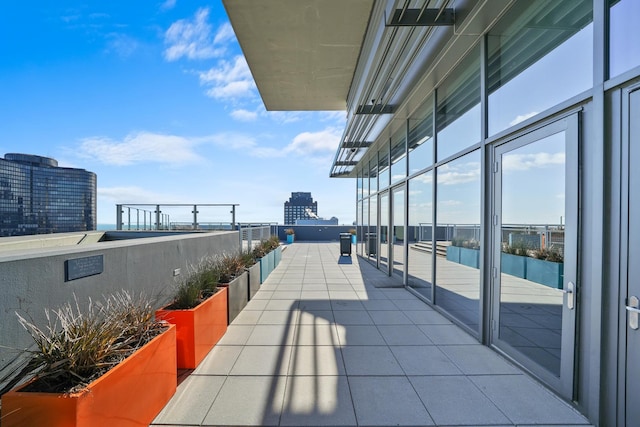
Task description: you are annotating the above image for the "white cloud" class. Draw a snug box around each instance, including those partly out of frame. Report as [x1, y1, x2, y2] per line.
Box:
[213, 22, 235, 44]
[105, 33, 139, 58]
[78, 132, 204, 166]
[230, 109, 259, 122]
[267, 111, 304, 124]
[199, 55, 256, 100]
[509, 111, 539, 127]
[438, 162, 481, 185]
[164, 8, 225, 61]
[503, 152, 565, 172]
[285, 128, 341, 155]
[160, 0, 176, 11]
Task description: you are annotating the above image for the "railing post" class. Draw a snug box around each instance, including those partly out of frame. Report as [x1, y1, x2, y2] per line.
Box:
[192, 205, 199, 230]
[116, 205, 123, 230]
[127, 207, 131, 230]
[231, 205, 236, 230]
[155, 205, 161, 230]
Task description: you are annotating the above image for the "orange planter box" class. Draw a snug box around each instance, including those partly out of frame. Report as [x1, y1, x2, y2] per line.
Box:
[155, 286, 227, 369]
[1, 324, 177, 427]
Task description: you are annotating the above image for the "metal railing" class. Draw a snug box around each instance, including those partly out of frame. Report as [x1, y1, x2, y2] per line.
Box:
[116, 204, 238, 231]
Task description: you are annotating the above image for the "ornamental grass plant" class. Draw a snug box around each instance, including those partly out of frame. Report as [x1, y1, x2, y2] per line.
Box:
[2, 291, 165, 395]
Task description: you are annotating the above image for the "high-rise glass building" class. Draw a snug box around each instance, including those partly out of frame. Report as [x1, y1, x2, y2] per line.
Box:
[0, 153, 96, 236]
[283, 192, 317, 225]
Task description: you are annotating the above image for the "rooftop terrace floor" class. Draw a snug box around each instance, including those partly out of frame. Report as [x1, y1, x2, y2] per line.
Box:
[151, 242, 592, 427]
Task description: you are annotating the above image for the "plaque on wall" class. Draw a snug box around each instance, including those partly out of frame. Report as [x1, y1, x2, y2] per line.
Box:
[65, 255, 104, 281]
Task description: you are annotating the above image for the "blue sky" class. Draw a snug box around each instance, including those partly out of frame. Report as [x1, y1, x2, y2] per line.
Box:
[0, 1, 354, 226]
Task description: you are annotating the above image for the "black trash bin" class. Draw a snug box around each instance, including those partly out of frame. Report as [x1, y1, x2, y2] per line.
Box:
[339, 232, 352, 256]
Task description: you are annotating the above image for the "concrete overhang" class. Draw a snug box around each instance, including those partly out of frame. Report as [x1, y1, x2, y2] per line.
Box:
[222, 0, 374, 111]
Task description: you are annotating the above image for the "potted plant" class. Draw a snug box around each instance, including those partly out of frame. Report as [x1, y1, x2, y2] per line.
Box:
[217, 253, 249, 324]
[285, 228, 295, 244]
[155, 257, 228, 369]
[253, 236, 281, 283]
[1, 292, 176, 427]
[501, 241, 529, 279]
[526, 246, 564, 289]
[241, 248, 261, 300]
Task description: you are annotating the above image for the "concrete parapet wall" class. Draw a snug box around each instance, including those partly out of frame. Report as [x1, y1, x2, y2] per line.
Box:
[0, 230, 239, 373]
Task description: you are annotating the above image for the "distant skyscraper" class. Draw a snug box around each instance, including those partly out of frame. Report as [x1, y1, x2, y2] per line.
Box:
[0, 153, 96, 237]
[284, 192, 317, 224]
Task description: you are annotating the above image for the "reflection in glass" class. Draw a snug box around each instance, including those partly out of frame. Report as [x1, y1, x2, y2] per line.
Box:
[369, 159, 378, 195]
[487, 0, 592, 136]
[392, 186, 405, 277]
[436, 45, 481, 161]
[379, 192, 389, 271]
[390, 128, 406, 185]
[610, 0, 640, 78]
[379, 150, 390, 191]
[435, 150, 481, 332]
[408, 171, 433, 301]
[498, 132, 565, 377]
[356, 200, 363, 256]
[368, 196, 377, 261]
[362, 198, 369, 257]
[408, 96, 434, 175]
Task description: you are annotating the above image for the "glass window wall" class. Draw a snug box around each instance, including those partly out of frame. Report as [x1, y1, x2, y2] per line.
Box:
[487, 0, 593, 136]
[390, 128, 407, 185]
[435, 150, 482, 333]
[408, 170, 433, 301]
[379, 148, 390, 190]
[610, 0, 640, 78]
[436, 44, 481, 161]
[408, 96, 434, 175]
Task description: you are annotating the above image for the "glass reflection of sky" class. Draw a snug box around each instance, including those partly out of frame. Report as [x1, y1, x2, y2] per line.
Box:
[610, 0, 640, 78]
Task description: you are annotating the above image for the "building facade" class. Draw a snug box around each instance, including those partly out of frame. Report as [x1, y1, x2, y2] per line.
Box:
[283, 192, 318, 225]
[0, 153, 96, 236]
[225, 1, 640, 425]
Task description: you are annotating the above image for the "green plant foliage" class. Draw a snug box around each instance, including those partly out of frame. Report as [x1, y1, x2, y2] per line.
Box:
[10, 291, 165, 394]
[284, 228, 295, 235]
[532, 246, 564, 263]
[168, 256, 221, 310]
[502, 240, 531, 256]
[218, 253, 245, 283]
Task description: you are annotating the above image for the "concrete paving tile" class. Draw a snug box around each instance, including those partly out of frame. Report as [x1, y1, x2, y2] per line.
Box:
[293, 324, 340, 346]
[297, 309, 334, 324]
[439, 345, 521, 375]
[410, 376, 511, 425]
[335, 324, 386, 346]
[245, 298, 270, 311]
[377, 325, 433, 345]
[230, 346, 292, 375]
[348, 376, 434, 426]
[341, 346, 404, 375]
[300, 290, 330, 300]
[194, 345, 243, 375]
[271, 291, 302, 299]
[390, 346, 462, 375]
[280, 376, 356, 426]
[259, 310, 299, 325]
[368, 310, 413, 325]
[203, 376, 286, 426]
[360, 299, 398, 310]
[378, 288, 419, 299]
[230, 309, 263, 325]
[153, 375, 225, 425]
[288, 346, 345, 375]
[217, 325, 254, 345]
[264, 299, 299, 311]
[252, 290, 274, 300]
[245, 324, 297, 346]
[392, 298, 432, 310]
[470, 375, 589, 425]
[404, 309, 453, 325]
[331, 300, 365, 311]
[417, 324, 480, 345]
[332, 310, 373, 325]
[298, 300, 332, 311]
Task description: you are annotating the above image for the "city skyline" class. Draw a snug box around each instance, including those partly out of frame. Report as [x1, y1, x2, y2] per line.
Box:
[0, 2, 355, 226]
